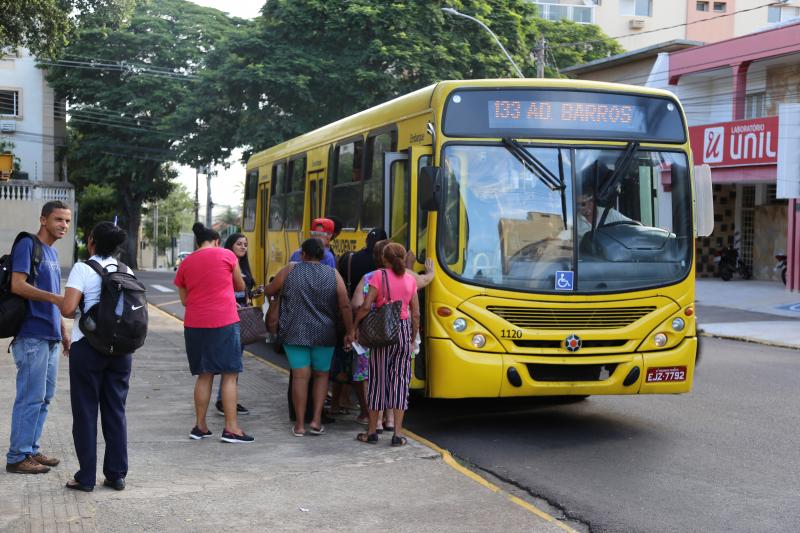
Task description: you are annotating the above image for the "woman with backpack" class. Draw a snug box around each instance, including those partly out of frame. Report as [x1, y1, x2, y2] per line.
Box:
[175, 223, 252, 443]
[59, 221, 134, 491]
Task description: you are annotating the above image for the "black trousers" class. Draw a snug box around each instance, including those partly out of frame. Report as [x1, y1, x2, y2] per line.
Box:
[287, 369, 314, 422]
[69, 338, 132, 487]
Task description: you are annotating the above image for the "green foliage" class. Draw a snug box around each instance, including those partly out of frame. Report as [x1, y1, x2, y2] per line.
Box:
[142, 183, 195, 255]
[45, 0, 234, 266]
[174, 0, 623, 162]
[74, 183, 116, 242]
[0, 0, 134, 58]
[218, 205, 241, 227]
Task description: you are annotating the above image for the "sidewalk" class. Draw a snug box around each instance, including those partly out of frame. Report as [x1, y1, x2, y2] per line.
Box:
[696, 279, 800, 349]
[0, 308, 565, 533]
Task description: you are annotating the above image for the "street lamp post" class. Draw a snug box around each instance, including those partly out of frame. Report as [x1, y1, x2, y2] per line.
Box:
[441, 7, 526, 79]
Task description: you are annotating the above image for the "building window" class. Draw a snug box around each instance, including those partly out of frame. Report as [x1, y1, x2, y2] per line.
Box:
[0, 90, 20, 116]
[745, 92, 767, 119]
[713, 2, 726, 12]
[619, 0, 652, 17]
[696, 1, 709, 12]
[531, 1, 595, 24]
[768, 6, 800, 23]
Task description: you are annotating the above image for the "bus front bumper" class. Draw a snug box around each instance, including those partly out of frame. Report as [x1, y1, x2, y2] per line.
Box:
[426, 337, 697, 398]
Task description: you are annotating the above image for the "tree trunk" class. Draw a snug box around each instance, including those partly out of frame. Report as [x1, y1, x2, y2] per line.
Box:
[119, 198, 142, 270]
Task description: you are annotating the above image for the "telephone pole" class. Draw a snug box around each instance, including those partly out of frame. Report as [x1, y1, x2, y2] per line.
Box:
[152, 201, 159, 269]
[194, 166, 200, 222]
[535, 35, 546, 78]
[205, 170, 214, 228]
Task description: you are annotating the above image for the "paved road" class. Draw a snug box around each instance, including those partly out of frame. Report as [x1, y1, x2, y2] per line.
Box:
[138, 270, 800, 533]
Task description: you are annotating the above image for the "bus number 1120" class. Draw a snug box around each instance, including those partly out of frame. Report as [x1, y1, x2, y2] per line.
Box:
[501, 329, 522, 339]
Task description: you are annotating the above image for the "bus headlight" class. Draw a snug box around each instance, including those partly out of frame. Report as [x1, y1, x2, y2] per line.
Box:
[471, 334, 486, 348]
[452, 318, 467, 332]
[654, 333, 668, 347]
[671, 318, 685, 332]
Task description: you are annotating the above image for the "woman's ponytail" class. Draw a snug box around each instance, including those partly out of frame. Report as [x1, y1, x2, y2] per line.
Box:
[383, 242, 406, 275]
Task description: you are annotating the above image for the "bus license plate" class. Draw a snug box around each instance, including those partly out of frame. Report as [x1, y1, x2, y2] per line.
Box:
[646, 366, 687, 383]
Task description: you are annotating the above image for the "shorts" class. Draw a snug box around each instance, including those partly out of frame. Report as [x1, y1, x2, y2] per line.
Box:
[184, 323, 243, 376]
[284, 345, 334, 372]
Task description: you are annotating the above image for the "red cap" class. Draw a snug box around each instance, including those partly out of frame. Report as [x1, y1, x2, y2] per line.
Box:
[311, 218, 334, 235]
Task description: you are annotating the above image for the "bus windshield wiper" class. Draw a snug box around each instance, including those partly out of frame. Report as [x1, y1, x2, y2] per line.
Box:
[502, 138, 568, 230]
[596, 141, 639, 205]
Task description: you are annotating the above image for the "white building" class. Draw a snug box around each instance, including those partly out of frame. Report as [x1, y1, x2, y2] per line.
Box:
[0, 48, 75, 267]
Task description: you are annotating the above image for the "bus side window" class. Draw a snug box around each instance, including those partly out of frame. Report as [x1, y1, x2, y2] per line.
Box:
[363, 132, 394, 229]
[242, 169, 258, 232]
[328, 139, 363, 229]
[269, 162, 286, 230]
[417, 155, 432, 261]
[285, 156, 306, 230]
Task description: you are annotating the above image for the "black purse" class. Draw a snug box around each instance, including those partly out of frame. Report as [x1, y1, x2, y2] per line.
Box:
[358, 270, 402, 348]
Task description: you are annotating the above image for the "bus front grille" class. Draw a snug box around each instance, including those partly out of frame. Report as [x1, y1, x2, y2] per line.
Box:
[487, 306, 656, 329]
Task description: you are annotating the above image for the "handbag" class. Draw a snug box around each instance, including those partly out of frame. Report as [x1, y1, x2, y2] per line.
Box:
[238, 305, 268, 345]
[358, 270, 402, 349]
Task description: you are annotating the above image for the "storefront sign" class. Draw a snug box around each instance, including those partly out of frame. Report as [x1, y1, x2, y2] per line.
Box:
[689, 116, 778, 167]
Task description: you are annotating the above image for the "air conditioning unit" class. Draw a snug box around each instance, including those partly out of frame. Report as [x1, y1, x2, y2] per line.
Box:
[629, 19, 646, 29]
[0, 121, 16, 133]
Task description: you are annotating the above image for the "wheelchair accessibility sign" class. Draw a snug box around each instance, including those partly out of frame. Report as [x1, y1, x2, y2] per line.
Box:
[555, 271, 574, 291]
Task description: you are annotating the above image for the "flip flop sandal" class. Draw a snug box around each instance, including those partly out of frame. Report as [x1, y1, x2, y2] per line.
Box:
[308, 425, 326, 436]
[383, 426, 395, 433]
[356, 432, 379, 444]
[391, 435, 407, 447]
[355, 416, 369, 425]
[291, 427, 306, 437]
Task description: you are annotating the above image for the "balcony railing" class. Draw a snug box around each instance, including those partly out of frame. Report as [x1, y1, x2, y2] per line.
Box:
[0, 179, 75, 204]
[531, 1, 594, 24]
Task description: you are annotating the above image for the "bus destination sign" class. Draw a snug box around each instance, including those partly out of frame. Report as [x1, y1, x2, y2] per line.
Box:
[442, 89, 686, 143]
[489, 99, 638, 131]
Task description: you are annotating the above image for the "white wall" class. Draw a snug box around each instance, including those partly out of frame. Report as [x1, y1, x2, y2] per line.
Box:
[0, 49, 63, 181]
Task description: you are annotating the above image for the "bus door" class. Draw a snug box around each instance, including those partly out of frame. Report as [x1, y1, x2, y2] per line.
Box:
[384, 146, 432, 386]
[259, 181, 270, 284]
[307, 170, 325, 226]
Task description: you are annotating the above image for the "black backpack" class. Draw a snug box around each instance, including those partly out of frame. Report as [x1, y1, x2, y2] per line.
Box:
[0, 233, 43, 339]
[79, 259, 148, 356]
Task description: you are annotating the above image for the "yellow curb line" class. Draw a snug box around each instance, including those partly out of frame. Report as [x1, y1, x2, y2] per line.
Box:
[150, 303, 577, 531]
[405, 429, 579, 533]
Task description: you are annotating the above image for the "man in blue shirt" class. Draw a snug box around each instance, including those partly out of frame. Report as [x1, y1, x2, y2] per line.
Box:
[6, 201, 71, 475]
[289, 218, 336, 268]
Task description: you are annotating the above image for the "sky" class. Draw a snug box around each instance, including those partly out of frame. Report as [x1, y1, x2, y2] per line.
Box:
[176, 1, 265, 218]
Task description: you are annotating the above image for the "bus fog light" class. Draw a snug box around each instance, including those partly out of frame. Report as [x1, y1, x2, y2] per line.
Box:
[452, 318, 467, 332]
[671, 318, 685, 332]
[654, 333, 668, 347]
[471, 334, 486, 348]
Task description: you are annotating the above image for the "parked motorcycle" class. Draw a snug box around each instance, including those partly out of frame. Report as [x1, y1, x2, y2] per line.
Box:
[775, 252, 787, 285]
[715, 246, 752, 281]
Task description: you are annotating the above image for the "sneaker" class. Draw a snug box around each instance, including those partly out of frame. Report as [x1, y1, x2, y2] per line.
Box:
[31, 452, 60, 467]
[215, 401, 250, 416]
[6, 456, 50, 474]
[189, 426, 213, 440]
[220, 430, 254, 443]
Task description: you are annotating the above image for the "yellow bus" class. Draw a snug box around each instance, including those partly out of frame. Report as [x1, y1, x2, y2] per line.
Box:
[242, 79, 713, 399]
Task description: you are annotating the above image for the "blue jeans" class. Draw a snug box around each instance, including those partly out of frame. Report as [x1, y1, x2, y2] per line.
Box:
[7, 337, 60, 464]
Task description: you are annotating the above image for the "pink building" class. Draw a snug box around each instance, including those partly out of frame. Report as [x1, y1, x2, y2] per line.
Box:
[667, 21, 800, 290]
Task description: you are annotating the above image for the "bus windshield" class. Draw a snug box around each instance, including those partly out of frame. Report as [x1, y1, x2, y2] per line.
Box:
[438, 144, 693, 293]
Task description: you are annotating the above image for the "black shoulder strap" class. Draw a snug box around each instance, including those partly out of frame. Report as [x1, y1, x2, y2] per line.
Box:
[11, 232, 43, 283]
[84, 259, 109, 278]
[346, 253, 353, 291]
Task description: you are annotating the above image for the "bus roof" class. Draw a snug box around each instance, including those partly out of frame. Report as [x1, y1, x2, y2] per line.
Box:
[246, 78, 680, 170]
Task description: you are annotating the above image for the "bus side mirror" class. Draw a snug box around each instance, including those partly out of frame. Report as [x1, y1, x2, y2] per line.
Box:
[419, 166, 441, 211]
[694, 164, 714, 237]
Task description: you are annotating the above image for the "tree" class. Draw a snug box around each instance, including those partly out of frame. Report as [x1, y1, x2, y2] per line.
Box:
[0, 0, 134, 58]
[176, 0, 623, 161]
[45, 0, 235, 267]
[217, 206, 241, 228]
[142, 183, 195, 259]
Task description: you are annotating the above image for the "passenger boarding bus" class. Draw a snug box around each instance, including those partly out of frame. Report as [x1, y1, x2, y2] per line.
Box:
[241, 79, 713, 399]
